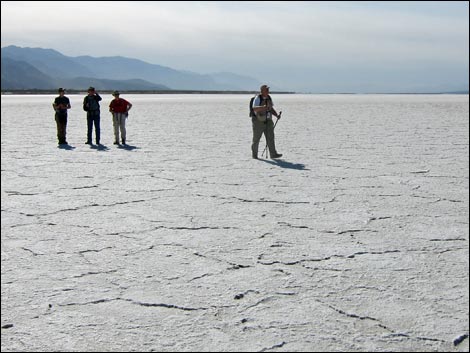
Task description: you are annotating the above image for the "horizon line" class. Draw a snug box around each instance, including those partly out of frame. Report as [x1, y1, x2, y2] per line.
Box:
[1, 89, 469, 95]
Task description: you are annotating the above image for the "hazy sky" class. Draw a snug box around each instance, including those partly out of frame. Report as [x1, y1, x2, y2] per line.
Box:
[2, 1, 469, 92]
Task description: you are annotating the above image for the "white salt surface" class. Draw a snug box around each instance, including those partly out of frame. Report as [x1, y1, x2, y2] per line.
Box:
[1, 94, 469, 351]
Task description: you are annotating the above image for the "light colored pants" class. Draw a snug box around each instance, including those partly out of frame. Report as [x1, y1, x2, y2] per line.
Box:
[251, 118, 277, 157]
[112, 113, 127, 143]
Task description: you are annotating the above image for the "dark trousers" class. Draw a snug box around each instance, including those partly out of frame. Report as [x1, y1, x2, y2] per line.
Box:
[252, 118, 277, 157]
[87, 110, 101, 143]
[55, 112, 67, 144]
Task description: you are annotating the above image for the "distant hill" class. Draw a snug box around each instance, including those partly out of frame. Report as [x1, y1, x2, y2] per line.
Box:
[71, 55, 222, 90]
[60, 77, 169, 91]
[1, 57, 57, 89]
[1, 45, 264, 91]
[2, 45, 94, 79]
[1, 55, 169, 91]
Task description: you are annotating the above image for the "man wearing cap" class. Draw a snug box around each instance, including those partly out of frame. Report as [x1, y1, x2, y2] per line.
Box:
[251, 84, 282, 159]
[109, 91, 132, 145]
[83, 87, 102, 144]
[52, 88, 71, 145]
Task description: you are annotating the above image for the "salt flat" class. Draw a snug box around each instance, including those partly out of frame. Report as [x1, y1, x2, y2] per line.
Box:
[1, 94, 469, 352]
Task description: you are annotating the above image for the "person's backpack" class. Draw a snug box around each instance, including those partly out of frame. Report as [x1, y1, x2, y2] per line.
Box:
[249, 95, 259, 118]
[83, 95, 101, 111]
[250, 94, 273, 120]
[83, 97, 89, 111]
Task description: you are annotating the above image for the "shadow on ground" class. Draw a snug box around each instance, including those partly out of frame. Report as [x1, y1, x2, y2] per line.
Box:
[57, 144, 76, 150]
[259, 159, 309, 170]
[117, 144, 139, 151]
[90, 144, 110, 151]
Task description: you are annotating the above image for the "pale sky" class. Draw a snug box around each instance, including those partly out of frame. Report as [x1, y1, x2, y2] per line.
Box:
[1, 1, 469, 92]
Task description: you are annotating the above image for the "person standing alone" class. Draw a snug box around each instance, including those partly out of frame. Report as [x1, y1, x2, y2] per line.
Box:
[251, 84, 282, 159]
[109, 91, 132, 145]
[83, 87, 102, 144]
[52, 88, 71, 145]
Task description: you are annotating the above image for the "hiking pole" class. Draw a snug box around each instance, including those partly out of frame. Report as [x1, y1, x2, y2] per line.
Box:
[262, 110, 282, 158]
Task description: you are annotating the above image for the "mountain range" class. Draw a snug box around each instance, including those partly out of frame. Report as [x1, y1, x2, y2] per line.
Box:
[1, 45, 264, 91]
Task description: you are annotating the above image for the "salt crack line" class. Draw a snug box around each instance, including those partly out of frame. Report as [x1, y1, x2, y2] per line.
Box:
[322, 302, 391, 332]
[258, 341, 287, 352]
[258, 250, 401, 266]
[189, 273, 213, 282]
[5, 190, 52, 196]
[337, 229, 371, 235]
[61, 298, 119, 306]
[20, 247, 44, 256]
[410, 169, 430, 174]
[19, 198, 157, 217]
[123, 298, 207, 311]
[366, 216, 393, 224]
[70, 269, 118, 278]
[245, 296, 278, 310]
[232, 197, 309, 205]
[324, 302, 448, 344]
[195, 193, 310, 205]
[60, 297, 207, 311]
[155, 225, 238, 230]
[193, 251, 253, 270]
[278, 221, 311, 229]
[78, 246, 113, 254]
[279, 223, 380, 234]
[384, 333, 447, 344]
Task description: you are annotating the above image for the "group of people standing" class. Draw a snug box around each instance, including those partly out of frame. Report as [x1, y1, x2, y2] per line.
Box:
[53, 84, 283, 159]
[53, 87, 132, 146]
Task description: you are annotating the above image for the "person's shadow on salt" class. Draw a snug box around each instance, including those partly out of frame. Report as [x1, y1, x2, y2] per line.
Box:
[57, 144, 75, 150]
[118, 144, 139, 151]
[260, 158, 309, 170]
[90, 144, 110, 151]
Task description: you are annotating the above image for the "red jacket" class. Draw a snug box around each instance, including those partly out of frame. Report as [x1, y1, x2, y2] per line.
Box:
[109, 98, 130, 113]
